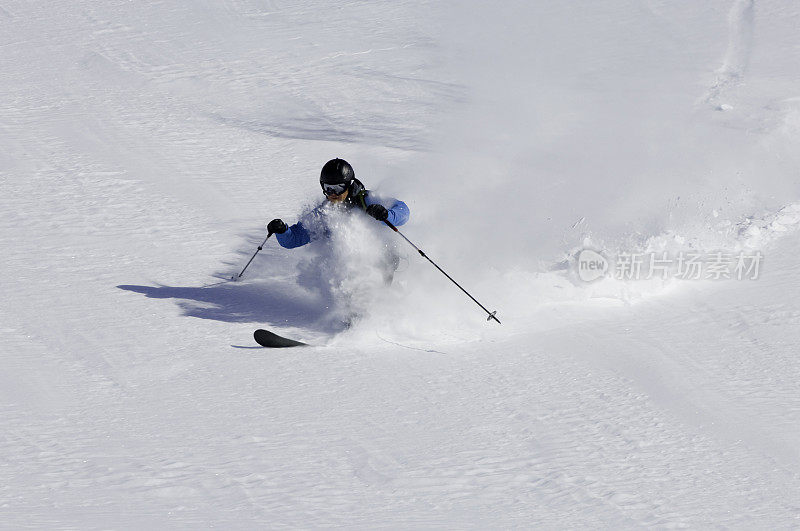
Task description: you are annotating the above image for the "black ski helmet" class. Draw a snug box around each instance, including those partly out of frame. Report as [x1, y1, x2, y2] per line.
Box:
[320, 158, 355, 195]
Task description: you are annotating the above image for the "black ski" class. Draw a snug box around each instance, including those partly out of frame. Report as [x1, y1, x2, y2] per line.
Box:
[253, 329, 309, 348]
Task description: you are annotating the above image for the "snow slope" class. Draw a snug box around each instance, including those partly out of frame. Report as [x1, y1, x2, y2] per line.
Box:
[2, 0, 800, 527]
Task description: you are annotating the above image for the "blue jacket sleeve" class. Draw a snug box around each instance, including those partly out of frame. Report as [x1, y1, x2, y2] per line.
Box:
[365, 194, 410, 226]
[275, 221, 311, 248]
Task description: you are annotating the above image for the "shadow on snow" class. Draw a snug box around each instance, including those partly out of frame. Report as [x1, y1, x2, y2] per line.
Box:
[117, 278, 342, 334]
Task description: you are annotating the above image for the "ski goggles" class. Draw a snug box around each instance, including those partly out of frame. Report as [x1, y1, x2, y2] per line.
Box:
[322, 182, 348, 196]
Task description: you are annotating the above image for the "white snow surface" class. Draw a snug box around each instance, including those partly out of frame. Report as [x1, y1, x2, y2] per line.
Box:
[2, 0, 800, 527]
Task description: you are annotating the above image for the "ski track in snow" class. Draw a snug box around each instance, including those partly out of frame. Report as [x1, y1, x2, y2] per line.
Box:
[2, 0, 800, 527]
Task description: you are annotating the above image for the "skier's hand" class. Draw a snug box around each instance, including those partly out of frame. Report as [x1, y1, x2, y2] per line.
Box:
[267, 218, 288, 234]
[366, 204, 389, 222]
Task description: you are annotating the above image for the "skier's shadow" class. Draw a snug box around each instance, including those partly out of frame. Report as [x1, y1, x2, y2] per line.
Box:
[117, 279, 332, 331]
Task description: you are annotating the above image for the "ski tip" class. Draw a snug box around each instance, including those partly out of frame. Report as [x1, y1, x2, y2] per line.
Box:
[254, 328, 310, 348]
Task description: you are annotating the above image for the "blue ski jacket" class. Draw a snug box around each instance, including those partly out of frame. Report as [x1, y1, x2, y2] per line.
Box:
[276, 188, 410, 249]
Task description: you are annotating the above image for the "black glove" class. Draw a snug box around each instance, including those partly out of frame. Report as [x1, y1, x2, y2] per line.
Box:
[267, 218, 288, 234]
[366, 204, 389, 222]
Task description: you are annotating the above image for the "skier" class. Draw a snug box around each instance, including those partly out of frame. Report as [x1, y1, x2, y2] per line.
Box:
[267, 158, 410, 282]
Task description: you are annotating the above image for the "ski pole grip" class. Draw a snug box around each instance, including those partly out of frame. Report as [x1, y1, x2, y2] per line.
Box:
[383, 220, 398, 232]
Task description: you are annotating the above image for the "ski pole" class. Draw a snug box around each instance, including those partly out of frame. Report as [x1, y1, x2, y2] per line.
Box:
[383, 221, 501, 324]
[232, 232, 272, 280]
